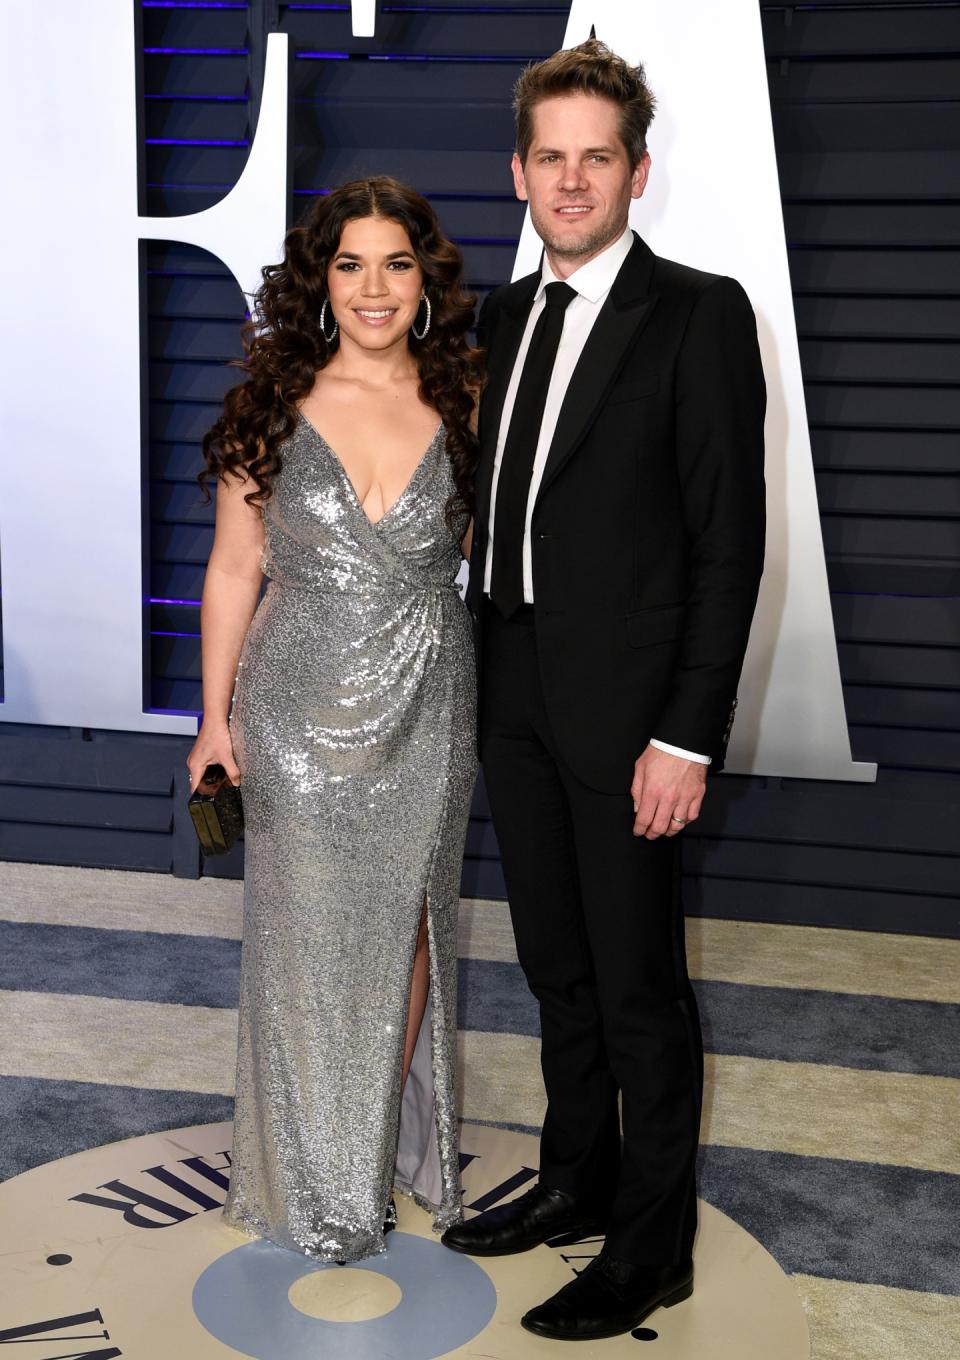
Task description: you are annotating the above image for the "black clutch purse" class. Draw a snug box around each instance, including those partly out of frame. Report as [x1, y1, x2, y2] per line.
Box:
[188, 763, 244, 856]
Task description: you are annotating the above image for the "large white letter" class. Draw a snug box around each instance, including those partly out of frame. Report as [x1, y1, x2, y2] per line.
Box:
[0, 4, 288, 736]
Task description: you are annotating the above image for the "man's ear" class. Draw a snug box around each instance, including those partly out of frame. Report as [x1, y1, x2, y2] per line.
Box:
[511, 152, 529, 203]
[631, 151, 652, 200]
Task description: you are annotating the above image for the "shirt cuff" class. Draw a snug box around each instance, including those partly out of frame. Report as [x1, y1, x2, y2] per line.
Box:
[650, 738, 711, 765]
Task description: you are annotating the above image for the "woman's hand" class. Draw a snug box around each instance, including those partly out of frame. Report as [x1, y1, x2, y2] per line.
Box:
[187, 720, 242, 794]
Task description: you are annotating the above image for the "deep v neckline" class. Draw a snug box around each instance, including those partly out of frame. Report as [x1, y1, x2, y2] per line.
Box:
[298, 409, 443, 530]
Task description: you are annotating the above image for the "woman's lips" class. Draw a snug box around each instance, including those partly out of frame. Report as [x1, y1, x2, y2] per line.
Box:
[353, 307, 399, 327]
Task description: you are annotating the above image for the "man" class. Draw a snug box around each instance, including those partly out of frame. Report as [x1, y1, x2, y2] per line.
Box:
[440, 39, 767, 1341]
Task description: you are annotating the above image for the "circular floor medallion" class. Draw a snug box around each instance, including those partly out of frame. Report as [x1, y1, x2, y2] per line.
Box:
[0, 1121, 809, 1358]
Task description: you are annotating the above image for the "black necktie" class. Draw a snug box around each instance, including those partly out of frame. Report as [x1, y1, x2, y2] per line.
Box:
[490, 280, 577, 619]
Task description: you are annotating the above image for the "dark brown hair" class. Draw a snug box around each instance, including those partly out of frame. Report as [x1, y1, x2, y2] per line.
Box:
[514, 38, 656, 168]
[200, 176, 482, 524]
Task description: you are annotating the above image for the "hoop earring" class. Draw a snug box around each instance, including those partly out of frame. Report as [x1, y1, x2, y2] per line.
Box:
[411, 291, 431, 341]
[319, 298, 338, 343]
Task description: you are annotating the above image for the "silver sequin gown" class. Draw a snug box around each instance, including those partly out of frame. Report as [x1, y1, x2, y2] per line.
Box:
[221, 412, 477, 1261]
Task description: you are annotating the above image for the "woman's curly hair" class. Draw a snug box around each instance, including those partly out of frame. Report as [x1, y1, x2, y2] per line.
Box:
[200, 176, 483, 525]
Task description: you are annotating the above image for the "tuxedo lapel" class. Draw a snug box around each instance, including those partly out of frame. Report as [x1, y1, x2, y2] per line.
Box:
[536, 236, 658, 503]
[475, 273, 538, 529]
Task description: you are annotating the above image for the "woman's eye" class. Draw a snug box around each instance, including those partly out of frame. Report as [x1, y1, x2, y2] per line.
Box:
[388, 261, 414, 271]
[335, 261, 359, 272]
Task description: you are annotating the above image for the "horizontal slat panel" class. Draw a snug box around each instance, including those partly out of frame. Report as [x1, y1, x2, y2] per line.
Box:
[196, 836, 246, 877]
[784, 203, 960, 248]
[821, 516, 958, 559]
[153, 563, 207, 599]
[843, 685, 959, 731]
[850, 724, 960, 772]
[294, 58, 535, 103]
[153, 523, 214, 564]
[152, 678, 203, 713]
[150, 359, 239, 404]
[152, 602, 200, 633]
[146, 186, 237, 214]
[688, 838, 958, 896]
[150, 319, 243, 360]
[146, 143, 250, 184]
[828, 559, 960, 596]
[691, 772, 959, 856]
[795, 297, 960, 340]
[778, 150, 960, 201]
[816, 471, 960, 516]
[799, 341, 960, 385]
[144, 99, 249, 141]
[683, 876, 959, 938]
[812, 428, 960, 474]
[148, 275, 246, 319]
[837, 642, 960, 689]
[152, 635, 201, 683]
[0, 736, 176, 794]
[461, 856, 507, 901]
[789, 248, 960, 298]
[761, 9, 960, 58]
[767, 57, 960, 103]
[151, 441, 213, 485]
[773, 102, 960, 154]
[293, 147, 519, 197]
[144, 9, 248, 48]
[150, 400, 222, 441]
[282, 10, 565, 55]
[142, 54, 249, 98]
[295, 97, 515, 152]
[0, 824, 172, 873]
[147, 243, 234, 277]
[152, 481, 215, 526]
[806, 387, 960, 431]
[0, 787, 171, 833]
[831, 594, 960, 648]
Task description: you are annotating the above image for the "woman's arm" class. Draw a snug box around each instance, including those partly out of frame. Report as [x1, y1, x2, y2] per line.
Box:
[187, 468, 266, 790]
[461, 385, 480, 559]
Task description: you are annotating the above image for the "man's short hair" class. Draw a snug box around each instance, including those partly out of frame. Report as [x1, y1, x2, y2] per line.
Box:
[513, 38, 656, 169]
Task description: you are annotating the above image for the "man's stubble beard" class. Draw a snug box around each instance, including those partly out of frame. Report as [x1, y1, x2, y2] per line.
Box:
[530, 202, 627, 264]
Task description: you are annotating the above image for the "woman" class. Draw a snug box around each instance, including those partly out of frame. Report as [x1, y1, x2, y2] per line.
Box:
[186, 176, 482, 1262]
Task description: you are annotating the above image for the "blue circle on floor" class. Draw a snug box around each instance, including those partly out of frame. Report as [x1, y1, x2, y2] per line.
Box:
[192, 1232, 498, 1359]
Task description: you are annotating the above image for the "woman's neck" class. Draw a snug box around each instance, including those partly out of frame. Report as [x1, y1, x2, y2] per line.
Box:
[329, 334, 418, 390]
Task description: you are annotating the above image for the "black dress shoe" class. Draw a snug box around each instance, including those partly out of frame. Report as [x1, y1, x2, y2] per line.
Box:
[521, 1253, 693, 1340]
[441, 1184, 606, 1257]
[383, 1196, 397, 1235]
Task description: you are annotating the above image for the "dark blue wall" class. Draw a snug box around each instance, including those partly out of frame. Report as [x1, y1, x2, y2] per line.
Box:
[1, 1, 957, 937]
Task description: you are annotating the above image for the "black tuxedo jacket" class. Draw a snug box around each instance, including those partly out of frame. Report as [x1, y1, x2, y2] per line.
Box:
[468, 232, 767, 792]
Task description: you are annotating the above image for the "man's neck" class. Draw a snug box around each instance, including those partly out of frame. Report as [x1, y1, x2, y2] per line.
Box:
[543, 221, 630, 281]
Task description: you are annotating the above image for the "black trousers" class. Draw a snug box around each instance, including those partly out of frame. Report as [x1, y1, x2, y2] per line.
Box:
[479, 602, 704, 1265]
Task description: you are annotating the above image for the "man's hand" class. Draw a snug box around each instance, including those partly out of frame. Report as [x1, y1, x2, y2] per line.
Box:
[631, 745, 707, 839]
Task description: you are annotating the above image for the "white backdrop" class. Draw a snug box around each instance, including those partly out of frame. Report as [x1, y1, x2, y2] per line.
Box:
[0, 0, 874, 781]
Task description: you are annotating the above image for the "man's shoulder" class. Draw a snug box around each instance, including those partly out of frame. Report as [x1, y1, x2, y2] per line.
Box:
[648, 248, 750, 311]
[479, 271, 538, 323]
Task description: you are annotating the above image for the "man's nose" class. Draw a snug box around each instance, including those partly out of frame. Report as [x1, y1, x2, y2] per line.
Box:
[558, 164, 588, 192]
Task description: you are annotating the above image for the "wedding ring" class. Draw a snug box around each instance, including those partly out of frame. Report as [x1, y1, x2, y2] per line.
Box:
[671, 814, 687, 825]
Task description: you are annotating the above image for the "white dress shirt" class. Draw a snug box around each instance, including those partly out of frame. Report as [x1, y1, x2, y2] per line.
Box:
[483, 225, 710, 766]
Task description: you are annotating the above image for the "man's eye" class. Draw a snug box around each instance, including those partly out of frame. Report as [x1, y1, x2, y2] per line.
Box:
[590, 156, 609, 164]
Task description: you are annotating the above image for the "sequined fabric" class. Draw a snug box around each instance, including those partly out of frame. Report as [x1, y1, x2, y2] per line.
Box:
[221, 412, 477, 1262]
